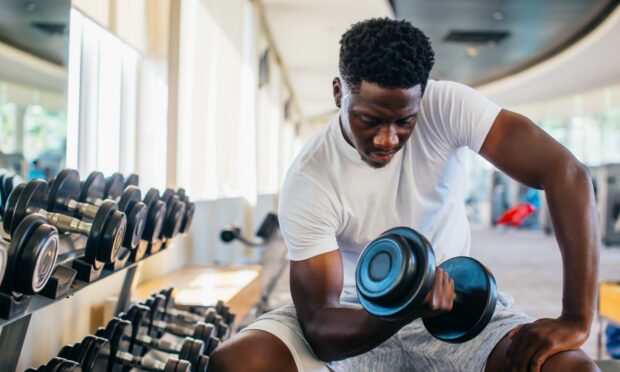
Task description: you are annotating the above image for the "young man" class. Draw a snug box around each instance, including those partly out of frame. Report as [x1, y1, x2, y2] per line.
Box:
[211, 18, 599, 372]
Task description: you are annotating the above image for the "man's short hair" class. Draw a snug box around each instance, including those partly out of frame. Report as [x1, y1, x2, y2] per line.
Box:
[339, 18, 435, 91]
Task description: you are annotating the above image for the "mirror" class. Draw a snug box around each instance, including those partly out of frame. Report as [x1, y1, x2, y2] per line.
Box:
[0, 0, 70, 180]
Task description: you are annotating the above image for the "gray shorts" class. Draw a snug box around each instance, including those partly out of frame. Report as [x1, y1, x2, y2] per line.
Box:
[243, 293, 533, 372]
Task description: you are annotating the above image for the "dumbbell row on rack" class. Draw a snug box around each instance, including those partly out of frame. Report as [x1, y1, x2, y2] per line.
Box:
[0, 168, 194, 319]
[26, 287, 234, 372]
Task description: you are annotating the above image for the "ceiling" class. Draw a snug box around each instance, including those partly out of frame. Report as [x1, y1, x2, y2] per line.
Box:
[0, 0, 70, 66]
[262, 0, 620, 119]
[392, 0, 619, 86]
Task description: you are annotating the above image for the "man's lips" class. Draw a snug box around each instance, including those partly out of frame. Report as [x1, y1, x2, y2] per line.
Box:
[368, 151, 395, 163]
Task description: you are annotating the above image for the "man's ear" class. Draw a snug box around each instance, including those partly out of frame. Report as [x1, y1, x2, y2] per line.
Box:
[333, 77, 342, 108]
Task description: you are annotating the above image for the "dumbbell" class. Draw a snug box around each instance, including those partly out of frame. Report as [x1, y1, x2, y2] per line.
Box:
[355, 227, 497, 343]
[141, 189, 167, 243]
[123, 304, 220, 356]
[0, 214, 58, 296]
[25, 357, 82, 372]
[99, 319, 206, 372]
[62, 334, 194, 372]
[145, 293, 229, 340]
[99, 318, 207, 371]
[174, 189, 195, 234]
[49, 170, 146, 251]
[125, 173, 140, 188]
[158, 288, 235, 329]
[3, 180, 127, 268]
[159, 189, 186, 239]
[0, 172, 24, 218]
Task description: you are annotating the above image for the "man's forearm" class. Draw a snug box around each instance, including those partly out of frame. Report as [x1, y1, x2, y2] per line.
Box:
[302, 304, 407, 362]
[544, 162, 599, 327]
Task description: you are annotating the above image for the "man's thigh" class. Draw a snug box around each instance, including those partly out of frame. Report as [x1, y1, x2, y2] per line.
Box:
[399, 293, 532, 372]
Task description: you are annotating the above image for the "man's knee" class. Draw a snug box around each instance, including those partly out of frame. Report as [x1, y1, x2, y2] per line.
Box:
[542, 349, 599, 372]
[209, 330, 297, 372]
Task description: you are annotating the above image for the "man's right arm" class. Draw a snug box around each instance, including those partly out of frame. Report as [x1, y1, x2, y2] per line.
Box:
[291, 249, 454, 362]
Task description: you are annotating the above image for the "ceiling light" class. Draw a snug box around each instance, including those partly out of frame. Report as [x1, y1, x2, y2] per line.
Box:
[466, 47, 479, 58]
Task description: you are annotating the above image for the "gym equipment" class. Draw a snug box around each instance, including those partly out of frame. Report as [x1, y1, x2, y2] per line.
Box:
[25, 357, 82, 371]
[0, 172, 24, 218]
[125, 173, 140, 188]
[159, 288, 236, 327]
[142, 189, 167, 243]
[99, 318, 206, 370]
[50, 170, 147, 251]
[173, 189, 195, 234]
[4, 180, 127, 268]
[220, 213, 279, 246]
[0, 243, 6, 289]
[355, 226, 497, 343]
[123, 304, 220, 356]
[159, 189, 186, 239]
[63, 334, 193, 372]
[144, 294, 229, 340]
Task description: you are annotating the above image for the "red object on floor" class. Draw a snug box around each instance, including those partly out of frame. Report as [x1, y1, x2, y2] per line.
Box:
[496, 203, 536, 227]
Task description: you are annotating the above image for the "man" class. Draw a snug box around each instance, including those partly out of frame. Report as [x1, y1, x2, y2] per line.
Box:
[211, 18, 599, 372]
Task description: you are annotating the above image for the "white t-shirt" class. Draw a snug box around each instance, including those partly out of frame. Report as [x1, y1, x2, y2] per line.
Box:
[278, 80, 501, 289]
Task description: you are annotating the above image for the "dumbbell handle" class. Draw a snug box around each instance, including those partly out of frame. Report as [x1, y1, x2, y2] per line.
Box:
[116, 350, 166, 372]
[135, 333, 181, 354]
[153, 319, 192, 338]
[66, 199, 99, 219]
[37, 210, 91, 235]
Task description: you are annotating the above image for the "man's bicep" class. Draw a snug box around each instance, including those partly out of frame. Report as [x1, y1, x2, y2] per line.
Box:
[290, 250, 344, 323]
[480, 109, 577, 188]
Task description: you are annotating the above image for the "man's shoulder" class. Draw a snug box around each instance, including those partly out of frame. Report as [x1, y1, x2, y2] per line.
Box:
[288, 115, 338, 177]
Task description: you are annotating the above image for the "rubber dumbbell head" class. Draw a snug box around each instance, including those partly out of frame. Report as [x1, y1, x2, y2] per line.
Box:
[104, 172, 125, 201]
[125, 173, 139, 188]
[0, 214, 59, 295]
[142, 189, 167, 243]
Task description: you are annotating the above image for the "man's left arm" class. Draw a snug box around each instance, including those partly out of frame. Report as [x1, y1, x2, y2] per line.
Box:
[479, 109, 600, 369]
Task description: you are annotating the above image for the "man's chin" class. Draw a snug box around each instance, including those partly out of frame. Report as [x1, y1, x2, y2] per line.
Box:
[361, 155, 391, 169]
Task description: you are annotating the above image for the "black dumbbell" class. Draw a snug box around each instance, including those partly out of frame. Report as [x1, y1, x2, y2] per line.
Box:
[141, 189, 167, 243]
[146, 293, 229, 340]
[158, 288, 235, 332]
[123, 304, 220, 356]
[4, 180, 127, 267]
[25, 357, 82, 372]
[0, 172, 24, 218]
[159, 189, 186, 239]
[91, 322, 197, 372]
[0, 214, 58, 296]
[0, 242, 6, 287]
[125, 173, 139, 188]
[173, 189, 195, 234]
[99, 318, 207, 371]
[162, 289, 235, 327]
[49, 170, 146, 251]
[355, 226, 497, 343]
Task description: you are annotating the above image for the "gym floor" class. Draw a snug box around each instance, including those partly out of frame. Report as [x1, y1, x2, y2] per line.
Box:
[263, 225, 620, 359]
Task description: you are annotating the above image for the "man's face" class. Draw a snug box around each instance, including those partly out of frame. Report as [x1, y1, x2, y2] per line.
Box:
[334, 78, 423, 168]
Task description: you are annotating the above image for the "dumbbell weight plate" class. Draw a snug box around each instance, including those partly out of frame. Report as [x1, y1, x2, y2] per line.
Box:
[1, 214, 50, 294]
[96, 208, 127, 263]
[195, 355, 209, 372]
[162, 199, 186, 239]
[79, 336, 108, 372]
[1, 174, 24, 212]
[117, 186, 141, 213]
[178, 338, 205, 366]
[164, 359, 191, 372]
[14, 216, 59, 295]
[0, 245, 6, 289]
[180, 202, 195, 233]
[143, 200, 166, 243]
[125, 173, 139, 188]
[79, 172, 105, 205]
[355, 226, 435, 320]
[123, 202, 147, 249]
[104, 173, 124, 201]
[143, 189, 160, 209]
[422, 256, 497, 343]
[9, 180, 49, 235]
[44, 357, 68, 372]
[161, 189, 175, 205]
[48, 169, 81, 215]
[2, 183, 25, 234]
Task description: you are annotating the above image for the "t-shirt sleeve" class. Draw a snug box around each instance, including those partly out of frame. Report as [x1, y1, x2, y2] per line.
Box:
[278, 171, 339, 261]
[427, 80, 502, 152]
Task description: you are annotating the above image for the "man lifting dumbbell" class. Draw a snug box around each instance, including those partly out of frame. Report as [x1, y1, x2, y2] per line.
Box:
[211, 19, 599, 372]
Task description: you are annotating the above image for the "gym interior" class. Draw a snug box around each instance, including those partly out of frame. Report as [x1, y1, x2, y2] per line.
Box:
[1, 0, 620, 371]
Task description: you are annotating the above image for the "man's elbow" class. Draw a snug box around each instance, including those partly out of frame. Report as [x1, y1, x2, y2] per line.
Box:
[304, 322, 341, 362]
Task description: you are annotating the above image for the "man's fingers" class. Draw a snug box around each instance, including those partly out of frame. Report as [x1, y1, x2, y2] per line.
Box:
[509, 324, 524, 338]
[506, 324, 531, 371]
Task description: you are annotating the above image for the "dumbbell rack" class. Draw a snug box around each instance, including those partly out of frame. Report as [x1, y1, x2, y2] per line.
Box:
[0, 236, 170, 371]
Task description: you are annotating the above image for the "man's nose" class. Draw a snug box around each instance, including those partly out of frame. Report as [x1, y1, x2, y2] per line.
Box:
[373, 126, 399, 150]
